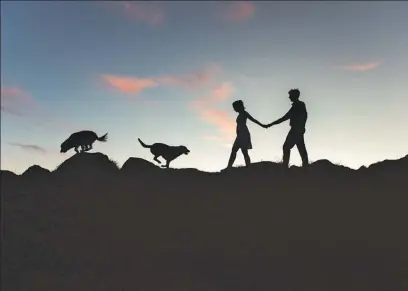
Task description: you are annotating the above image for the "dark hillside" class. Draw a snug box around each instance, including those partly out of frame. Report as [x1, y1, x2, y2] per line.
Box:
[1, 153, 408, 291]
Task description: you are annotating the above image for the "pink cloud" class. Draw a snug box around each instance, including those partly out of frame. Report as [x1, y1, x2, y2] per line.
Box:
[158, 65, 221, 89]
[191, 82, 234, 110]
[102, 75, 158, 94]
[190, 82, 236, 141]
[211, 82, 234, 102]
[200, 109, 235, 139]
[102, 65, 221, 95]
[1, 87, 32, 103]
[223, 1, 255, 21]
[1, 87, 34, 116]
[158, 73, 212, 89]
[1, 86, 82, 131]
[101, 66, 235, 142]
[340, 61, 382, 71]
[121, 1, 165, 26]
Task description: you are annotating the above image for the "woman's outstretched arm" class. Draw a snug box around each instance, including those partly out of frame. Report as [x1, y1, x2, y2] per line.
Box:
[246, 111, 267, 128]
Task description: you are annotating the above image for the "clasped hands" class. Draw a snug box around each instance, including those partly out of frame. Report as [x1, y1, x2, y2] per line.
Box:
[261, 122, 275, 129]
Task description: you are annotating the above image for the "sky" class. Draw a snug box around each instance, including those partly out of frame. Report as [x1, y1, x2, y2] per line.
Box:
[1, 1, 408, 174]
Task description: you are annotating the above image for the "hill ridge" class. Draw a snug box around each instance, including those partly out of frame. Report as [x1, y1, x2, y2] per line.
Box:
[2, 152, 407, 176]
[2, 152, 408, 290]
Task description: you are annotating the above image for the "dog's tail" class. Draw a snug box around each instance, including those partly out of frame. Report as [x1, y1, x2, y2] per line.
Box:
[138, 138, 152, 148]
[97, 133, 108, 142]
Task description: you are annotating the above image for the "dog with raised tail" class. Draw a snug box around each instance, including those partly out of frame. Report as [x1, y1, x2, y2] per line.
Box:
[138, 138, 190, 168]
[60, 131, 108, 153]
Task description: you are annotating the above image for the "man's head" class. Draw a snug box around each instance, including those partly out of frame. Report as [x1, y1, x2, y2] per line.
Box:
[288, 89, 300, 103]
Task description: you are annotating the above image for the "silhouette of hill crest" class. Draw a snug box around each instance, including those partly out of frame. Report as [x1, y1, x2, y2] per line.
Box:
[121, 157, 159, 174]
[1, 153, 408, 177]
[364, 154, 408, 173]
[23, 165, 50, 176]
[55, 152, 119, 175]
[2, 153, 408, 290]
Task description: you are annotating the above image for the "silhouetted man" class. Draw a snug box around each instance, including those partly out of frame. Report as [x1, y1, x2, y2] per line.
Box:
[267, 89, 309, 168]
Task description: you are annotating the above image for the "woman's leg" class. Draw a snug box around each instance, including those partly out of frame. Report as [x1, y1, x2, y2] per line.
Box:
[227, 143, 240, 168]
[241, 148, 251, 166]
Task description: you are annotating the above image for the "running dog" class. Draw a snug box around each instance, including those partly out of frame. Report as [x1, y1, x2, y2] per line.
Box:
[138, 138, 190, 168]
[60, 130, 108, 153]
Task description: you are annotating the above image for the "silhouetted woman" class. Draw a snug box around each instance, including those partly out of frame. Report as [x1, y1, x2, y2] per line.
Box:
[227, 100, 266, 168]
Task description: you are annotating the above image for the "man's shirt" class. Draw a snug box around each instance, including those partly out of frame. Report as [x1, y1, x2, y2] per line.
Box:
[287, 101, 308, 129]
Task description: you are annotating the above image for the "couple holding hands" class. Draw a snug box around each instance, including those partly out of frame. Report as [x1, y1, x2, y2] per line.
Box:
[227, 89, 309, 169]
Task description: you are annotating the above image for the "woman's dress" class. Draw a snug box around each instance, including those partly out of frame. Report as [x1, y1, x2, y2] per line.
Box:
[233, 111, 252, 150]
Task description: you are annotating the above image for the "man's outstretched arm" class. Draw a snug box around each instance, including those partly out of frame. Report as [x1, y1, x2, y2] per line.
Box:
[267, 108, 292, 127]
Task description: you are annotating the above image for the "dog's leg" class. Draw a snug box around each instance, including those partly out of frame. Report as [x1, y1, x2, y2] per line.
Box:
[87, 144, 93, 151]
[75, 146, 80, 153]
[83, 144, 91, 152]
[161, 160, 170, 168]
[153, 156, 162, 164]
[81, 145, 86, 152]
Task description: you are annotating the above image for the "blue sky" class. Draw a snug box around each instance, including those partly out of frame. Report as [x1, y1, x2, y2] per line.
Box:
[1, 1, 408, 173]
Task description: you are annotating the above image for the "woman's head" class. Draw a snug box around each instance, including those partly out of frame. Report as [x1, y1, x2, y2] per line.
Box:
[232, 100, 245, 112]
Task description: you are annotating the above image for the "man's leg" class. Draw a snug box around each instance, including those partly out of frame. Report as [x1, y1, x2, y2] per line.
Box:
[282, 131, 296, 168]
[296, 134, 309, 167]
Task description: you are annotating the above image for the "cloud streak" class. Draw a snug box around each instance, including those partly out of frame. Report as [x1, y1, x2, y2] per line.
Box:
[8, 142, 48, 155]
[340, 61, 382, 71]
[1, 86, 82, 131]
[1, 87, 33, 104]
[156, 69, 219, 90]
[1, 87, 32, 102]
[200, 109, 235, 139]
[191, 82, 236, 141]
[1, 87, 34, 116]
[191, 82, 235, 109]
[105, 1, 165, 26]
[211, 82, 234, 102]
[102, 66, 235, 142]
[1, 105, 23, 117]
[222, 1, 255, 22]
[123, 2, 164, 26]
[102, 75, 158, 94]
[102, 65, 221, 95]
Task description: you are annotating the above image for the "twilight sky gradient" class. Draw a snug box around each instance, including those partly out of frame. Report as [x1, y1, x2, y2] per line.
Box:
[1, 1, 408, 173]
